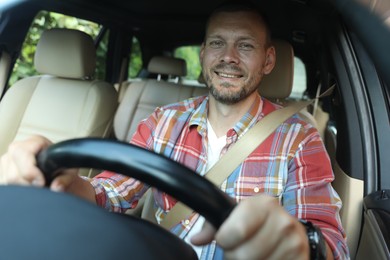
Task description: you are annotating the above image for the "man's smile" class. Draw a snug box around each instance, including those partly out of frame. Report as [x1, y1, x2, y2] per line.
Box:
[215, 71, 243, 79]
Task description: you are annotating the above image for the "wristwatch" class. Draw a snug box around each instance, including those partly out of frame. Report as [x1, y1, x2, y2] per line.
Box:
[299, 219, 327, 260]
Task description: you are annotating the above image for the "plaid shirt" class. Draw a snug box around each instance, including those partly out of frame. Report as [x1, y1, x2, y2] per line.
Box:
[90, 94, 349, 259]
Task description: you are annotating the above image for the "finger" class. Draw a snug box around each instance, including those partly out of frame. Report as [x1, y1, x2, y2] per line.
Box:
[224, 206, 308, 260]
[266, 229, 308, 260]
[222, 207, 288, 259]
[50, 170, 97, 204]
[50, 169, 79, 192]
[0, 153, 31, 186]
[8, 136, 52, 185]
[261, 217, 308, 260]
[190, 221, 216, 246]
[215, 195, 275, 250]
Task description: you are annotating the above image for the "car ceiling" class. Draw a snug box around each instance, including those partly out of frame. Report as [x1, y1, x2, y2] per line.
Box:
[33, 0, 336, 55]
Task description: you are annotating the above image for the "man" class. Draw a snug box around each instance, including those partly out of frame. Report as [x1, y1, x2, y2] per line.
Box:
[0, 1, 349, 259]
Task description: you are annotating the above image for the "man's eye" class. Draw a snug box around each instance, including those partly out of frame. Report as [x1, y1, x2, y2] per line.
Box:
[239, 43, 254, 50]
[209, 41, 224, 48]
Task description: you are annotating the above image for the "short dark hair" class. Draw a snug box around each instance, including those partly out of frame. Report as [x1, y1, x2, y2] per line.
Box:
[205, 0, 272, 46]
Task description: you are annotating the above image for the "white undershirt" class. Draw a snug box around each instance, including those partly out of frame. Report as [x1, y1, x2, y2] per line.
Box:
[184, 120, 227, 258]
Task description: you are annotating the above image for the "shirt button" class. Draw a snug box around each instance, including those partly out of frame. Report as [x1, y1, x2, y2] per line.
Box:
[184, 220, 190, 225]
[254, 186, 260, 193]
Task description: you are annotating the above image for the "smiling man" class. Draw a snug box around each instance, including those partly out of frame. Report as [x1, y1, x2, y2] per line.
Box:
[202, 8, 273, 106]
[0, 0, 349, 259]
[200, 4, 275, 138]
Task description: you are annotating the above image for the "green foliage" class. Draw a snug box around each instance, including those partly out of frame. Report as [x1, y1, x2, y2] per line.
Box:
[95, 32, 109, 80]
[9, 11, 104, 86]
[11, 10, 202, 84]
[174, 46, 201, 80]
[128, 37, 143, 78]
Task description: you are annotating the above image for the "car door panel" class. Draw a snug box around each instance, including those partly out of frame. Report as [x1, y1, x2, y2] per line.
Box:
[356, 190, 390, 260]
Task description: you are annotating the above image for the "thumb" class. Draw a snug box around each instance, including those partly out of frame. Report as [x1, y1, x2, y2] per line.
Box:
[190, 221, 217, 246]
[49, 169, 79, 192]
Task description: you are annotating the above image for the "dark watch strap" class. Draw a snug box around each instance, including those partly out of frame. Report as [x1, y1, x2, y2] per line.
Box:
[299, 219, 327, 260]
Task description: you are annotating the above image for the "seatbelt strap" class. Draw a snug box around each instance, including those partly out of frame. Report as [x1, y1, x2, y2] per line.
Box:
[313, 83, 322, 118]
[116, 57, 128, 102]
[160, 86, 334, 230]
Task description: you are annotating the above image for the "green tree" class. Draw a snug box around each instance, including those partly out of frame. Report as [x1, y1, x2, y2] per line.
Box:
[128, 37, 143, 78]
[174, 46, 201, 80]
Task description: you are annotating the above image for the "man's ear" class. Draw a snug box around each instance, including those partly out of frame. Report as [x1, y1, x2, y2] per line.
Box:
[263, 46, 276, 75]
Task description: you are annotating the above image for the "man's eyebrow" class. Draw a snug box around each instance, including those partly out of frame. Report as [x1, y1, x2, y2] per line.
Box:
[236, 36, 258, 42]
[206, 35, 224, 40]
[205, 35, 262, 47]
[207, 34, 258, 42]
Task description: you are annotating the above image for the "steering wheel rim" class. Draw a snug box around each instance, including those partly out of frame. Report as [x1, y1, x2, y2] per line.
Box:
[0, 138, 236, 259]
[36, 137, 235, 229]
[0, 185, 197, 259]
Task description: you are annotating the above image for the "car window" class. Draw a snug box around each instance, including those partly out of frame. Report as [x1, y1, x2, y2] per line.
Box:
[9, 11, 105, 86]
[94, 29, 109, 81]
[291, 57, 307, 99]
[174, 45, 202, 85]
[128, 36, 143, 78]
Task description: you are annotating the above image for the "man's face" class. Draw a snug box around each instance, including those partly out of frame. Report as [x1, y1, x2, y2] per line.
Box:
[200, 11, 275, 105]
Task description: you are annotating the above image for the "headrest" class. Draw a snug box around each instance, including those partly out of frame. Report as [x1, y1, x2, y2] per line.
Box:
[34, 28, 96, 79]
[258, 40, 294, 99]
[147, 56, 187, 77]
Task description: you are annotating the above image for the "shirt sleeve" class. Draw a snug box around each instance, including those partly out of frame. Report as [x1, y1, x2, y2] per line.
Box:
[88, 112, 159, 213]
[282, 124, 350, 259]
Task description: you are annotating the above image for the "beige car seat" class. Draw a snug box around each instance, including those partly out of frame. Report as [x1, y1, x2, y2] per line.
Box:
[114, 56, 208, 141]
[0, 51, 11, 96]
[326, 126, 363, 258]
[259, 40, 321, 134]
[0, 29, 118, 166]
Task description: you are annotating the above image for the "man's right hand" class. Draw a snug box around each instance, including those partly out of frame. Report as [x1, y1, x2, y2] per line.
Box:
[0, 135, 97, 204]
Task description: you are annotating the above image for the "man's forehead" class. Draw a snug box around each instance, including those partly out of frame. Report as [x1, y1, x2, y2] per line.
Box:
[206, 11, 267, 42]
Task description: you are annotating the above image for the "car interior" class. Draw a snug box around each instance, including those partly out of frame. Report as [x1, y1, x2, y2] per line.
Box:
[0, 0, 389, 259]
[0, 28, 118, 176]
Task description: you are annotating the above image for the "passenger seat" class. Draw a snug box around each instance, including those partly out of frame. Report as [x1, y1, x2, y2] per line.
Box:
[114, 56, 207, 141]
[0, 29, 118, 175]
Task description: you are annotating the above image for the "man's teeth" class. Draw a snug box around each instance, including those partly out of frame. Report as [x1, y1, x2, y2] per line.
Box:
[219, 72, 240, 78]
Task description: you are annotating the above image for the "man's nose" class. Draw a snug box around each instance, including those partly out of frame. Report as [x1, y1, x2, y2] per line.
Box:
[220, 45, 239, 64]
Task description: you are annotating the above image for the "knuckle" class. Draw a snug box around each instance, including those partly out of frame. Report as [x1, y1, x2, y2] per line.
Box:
[279, 218, 295, 234]
[287, 232, 308, 258]
[229, 221, 248, 241]
[7, 142, 20, 154]
[273, 215, 297, 239]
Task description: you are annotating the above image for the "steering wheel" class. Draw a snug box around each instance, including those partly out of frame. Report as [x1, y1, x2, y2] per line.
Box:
[0, 138, 235, 259]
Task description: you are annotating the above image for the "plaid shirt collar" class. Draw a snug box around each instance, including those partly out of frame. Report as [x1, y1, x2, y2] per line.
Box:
[188, 93, 265, 139]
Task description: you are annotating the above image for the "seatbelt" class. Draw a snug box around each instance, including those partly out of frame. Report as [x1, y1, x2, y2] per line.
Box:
[313, 83, 334, 118]
[116, 57, 128, 102]
[313, 83, 322, 118]
[160, 87, 335, 230]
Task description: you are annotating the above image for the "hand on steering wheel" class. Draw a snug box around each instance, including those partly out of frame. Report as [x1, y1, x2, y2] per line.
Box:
[37, 137, 236, 229]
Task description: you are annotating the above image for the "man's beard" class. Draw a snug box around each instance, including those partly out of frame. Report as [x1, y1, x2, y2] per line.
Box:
[204, 63, 260, 105]
[209, 81, 257, 105]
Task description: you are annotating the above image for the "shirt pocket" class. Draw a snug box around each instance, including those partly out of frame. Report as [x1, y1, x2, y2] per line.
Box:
[234, 175, 284, 201]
